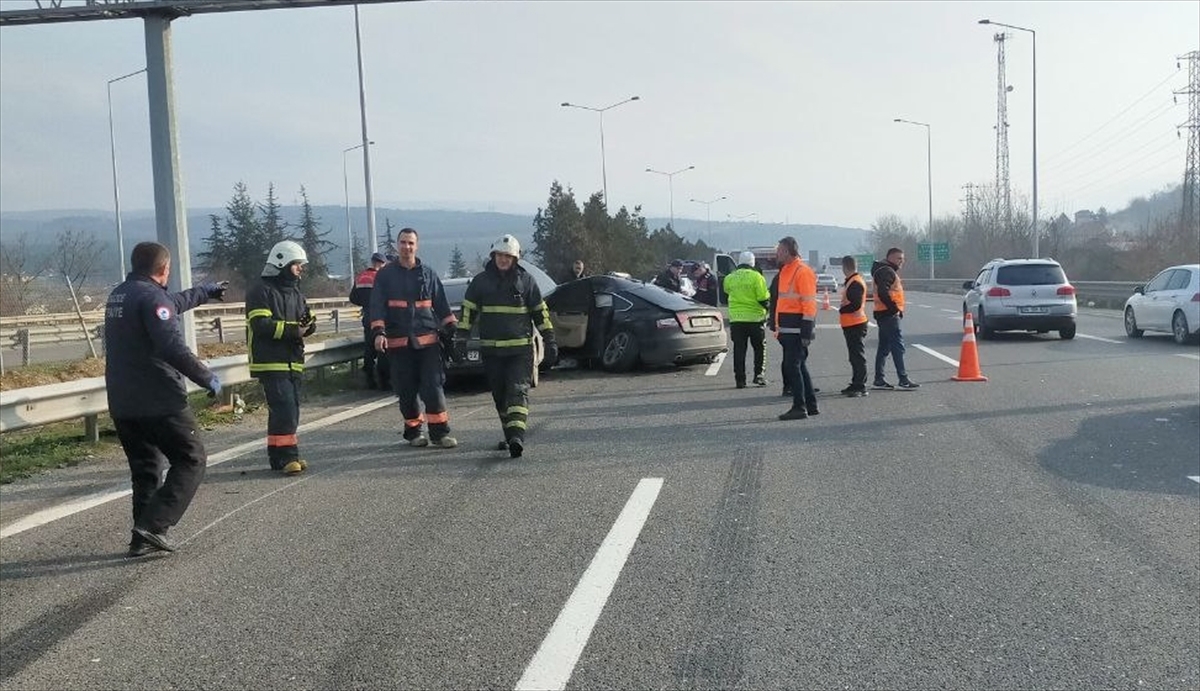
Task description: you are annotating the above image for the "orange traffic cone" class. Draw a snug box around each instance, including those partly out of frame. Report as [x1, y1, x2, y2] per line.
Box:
[952, 313, 988, 382]
[821, 290, 832, 311]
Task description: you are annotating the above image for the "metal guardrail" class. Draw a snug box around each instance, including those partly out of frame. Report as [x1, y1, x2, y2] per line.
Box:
[890, 279, 1141, 309]
[0, 336, 363, 440]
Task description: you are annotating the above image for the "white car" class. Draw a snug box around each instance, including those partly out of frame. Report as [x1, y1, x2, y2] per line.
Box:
[1123, 264, 1200, 345]
[816, 273, 839, 294]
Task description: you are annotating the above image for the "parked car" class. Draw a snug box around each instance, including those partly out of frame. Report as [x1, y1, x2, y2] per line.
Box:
[816, 273, 839, 294]
[1123, 264, 1200, 345]
[546, 274, 727, 372]
[962, 258, 1077, 339]
[441, 262, 557, 383]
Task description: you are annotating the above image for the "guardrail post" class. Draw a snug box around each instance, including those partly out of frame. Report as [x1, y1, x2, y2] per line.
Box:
[84, 414, 99, 442]
[18, 328, 30, 366]
[333, 309, 340, 334]
[214, 317, 225, 343]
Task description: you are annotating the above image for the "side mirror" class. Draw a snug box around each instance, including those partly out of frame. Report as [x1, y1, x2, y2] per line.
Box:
[962, 281, 974, 290]
[1133, 285, 1144, 295]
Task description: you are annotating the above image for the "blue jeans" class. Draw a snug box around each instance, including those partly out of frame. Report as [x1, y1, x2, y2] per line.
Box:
[873, 313, 908, 382]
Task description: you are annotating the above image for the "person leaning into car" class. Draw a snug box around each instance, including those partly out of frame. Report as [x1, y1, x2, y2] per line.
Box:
[871, 247, 919, 390]
[456, 235, 558, 459]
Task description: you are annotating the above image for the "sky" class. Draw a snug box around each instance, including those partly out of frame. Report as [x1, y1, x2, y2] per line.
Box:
[0, 0, 1196, 232]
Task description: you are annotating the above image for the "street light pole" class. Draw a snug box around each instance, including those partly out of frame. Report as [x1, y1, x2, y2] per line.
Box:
[353, 4, 378, 253]
[107, 67, 146, 280]
[561, 96, 640, 207]
[894, 118, 935, 279]
[980, 18, 1038, 258]
[727, 212, 757, 249]
[343, 141, 373, 286]
[645, 165, 695, 231]
[689, 196, 728, 247]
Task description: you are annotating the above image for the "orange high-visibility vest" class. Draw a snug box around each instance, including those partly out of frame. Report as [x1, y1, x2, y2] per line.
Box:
[774, 258, 817, 335]
[839, 273, 869, 328]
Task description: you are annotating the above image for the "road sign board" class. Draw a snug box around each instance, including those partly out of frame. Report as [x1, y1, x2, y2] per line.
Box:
[917, 242, 951, 263]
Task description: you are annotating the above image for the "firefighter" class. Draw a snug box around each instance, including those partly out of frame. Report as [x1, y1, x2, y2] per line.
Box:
[838, 255, 870, 396]
[723, 250, 770, 388]
[369, 227, 459, 448]
[105, 241, 227, 556]
[349, 252, 390, 389]
[455, 235, 558, 459]
[771, 236, 819, 420]
[246, 240, 314, 475]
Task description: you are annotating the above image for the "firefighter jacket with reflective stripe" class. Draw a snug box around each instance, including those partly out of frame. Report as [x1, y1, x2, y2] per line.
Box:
[104, 274, 215, 417]
[773, 257, 817, 339]
[246, 274, 308, 375]
[838, 273, 869, 328]
[368, 259, 456, 349]
[871, 260, 906, 317]
[457, 260, 555, 351]
[723, 265, 769, 323]
[349, 266, 378, 326]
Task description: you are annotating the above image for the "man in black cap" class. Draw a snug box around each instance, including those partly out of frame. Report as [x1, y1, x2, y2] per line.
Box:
[350, 252, 390, 389]
[655, 259, 684, 293]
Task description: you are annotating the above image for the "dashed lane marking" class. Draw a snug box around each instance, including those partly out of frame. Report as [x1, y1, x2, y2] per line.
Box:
[515, 478, 665, 691]
[1189, 476, 1200, 484]
[704, 351, 726, 376]
[1175, 353, 1200, 361]
[913, 343, 960, 368]
[1076, 333, 1124, 344]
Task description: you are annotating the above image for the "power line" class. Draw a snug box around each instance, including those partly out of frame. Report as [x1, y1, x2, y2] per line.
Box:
[1056, 138, 1181, 200]
[1045, 122, 1181, 187]
[1043, 98, 1177, 175]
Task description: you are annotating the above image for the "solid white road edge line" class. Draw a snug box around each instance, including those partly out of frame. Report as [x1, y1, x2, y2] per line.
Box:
[704, 351, 726, 376]
[913, 343, 960, 368]
[1189, 476, 1200, 484]
[0, 395, 400, 540]
[1076, 333, 1124, 345]
[514, 477, 665, 691]
[1175, 353, 1200, 361]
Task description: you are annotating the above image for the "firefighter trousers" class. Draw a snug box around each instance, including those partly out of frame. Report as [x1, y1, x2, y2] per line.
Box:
[483, 350, 533, 443]
[259, 372, 302, 469]
[388, 346, 451, 441]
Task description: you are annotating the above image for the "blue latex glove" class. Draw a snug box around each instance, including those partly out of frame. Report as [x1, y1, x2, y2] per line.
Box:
[206, 374, 222, 399]
[202, 281, 229, 301]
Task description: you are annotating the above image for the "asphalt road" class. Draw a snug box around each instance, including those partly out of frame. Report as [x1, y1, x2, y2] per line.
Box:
[2, 291, 1198, 690]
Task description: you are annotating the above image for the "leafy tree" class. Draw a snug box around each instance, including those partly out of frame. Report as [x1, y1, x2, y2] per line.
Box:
[448, 245, 469, 278]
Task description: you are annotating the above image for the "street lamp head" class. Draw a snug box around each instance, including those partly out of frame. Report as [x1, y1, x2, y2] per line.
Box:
[686, 165, 695, 170]
[645, 167, 653, 172]
[893, 118, 902, 122]
[630, 96, 640, 101]
[978, 19, 991, 24]
[561, 102, 571, 107]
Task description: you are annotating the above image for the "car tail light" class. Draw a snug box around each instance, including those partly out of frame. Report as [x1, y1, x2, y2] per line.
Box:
[656, 317, 680, 329]
[1192, 292, 1200, 302]
[1057, 285, 1076, 296]
[986, 287, 1011, 297]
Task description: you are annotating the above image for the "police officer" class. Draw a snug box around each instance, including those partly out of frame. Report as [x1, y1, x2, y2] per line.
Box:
[369, 227, 459, 448]
[655, 259, 684, 293]
[349, 252, 390, 389]
[838, 255, 870, 396]
[723, 250, 770, 389]
[456, 235, 558, 458]
[104, 241, 226, 556]
[246, 240, 314, 475]
[771, 236, 819, 420]
[691, 262, 718, 306]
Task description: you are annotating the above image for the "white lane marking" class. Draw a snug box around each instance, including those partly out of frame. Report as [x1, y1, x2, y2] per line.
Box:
[1077, 333, 1123, 345]
[946, 315, 963, 321]
[1188, 476, 1200, 484]
[1175, 353, 1200, 361]
[913, 343, 960, 368]
[515, 478, 665, 691]
[916, 304, 932, 308]
[940, 308, 959, 313]
[704, 351, 726, 376]
[0, 396, 399, 540]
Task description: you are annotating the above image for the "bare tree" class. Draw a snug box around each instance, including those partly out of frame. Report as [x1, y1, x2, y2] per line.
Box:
[54, 228, 104, 291]
[0, 232, 49, 316]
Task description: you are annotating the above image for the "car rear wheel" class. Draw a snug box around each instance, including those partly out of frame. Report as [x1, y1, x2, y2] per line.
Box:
[601, 330, 639, 372]
[1172, 311, 1191, 345]
[1124, 307, 1144, 338]
[1059, 324, 1076, 340]
[977, 307, 995, 339]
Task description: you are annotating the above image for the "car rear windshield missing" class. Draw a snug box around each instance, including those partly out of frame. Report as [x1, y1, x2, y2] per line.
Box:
[996, 264, 1067, 286]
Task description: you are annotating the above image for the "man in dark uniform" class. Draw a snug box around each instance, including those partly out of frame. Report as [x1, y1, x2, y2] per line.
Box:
[456, 235, 558, 459]
[104, 241, 226, 556]
[655, 259, 684, 293]
[349, 252, 390, 389]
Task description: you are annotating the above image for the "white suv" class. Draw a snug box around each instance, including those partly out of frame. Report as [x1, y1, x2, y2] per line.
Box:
[962, 258, 1077, 340]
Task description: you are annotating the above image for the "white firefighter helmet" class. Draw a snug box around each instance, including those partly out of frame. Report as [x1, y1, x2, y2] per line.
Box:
[262, 240, 309, 276]
[490, 234, 521, 259]
[738, 250, 756, 267]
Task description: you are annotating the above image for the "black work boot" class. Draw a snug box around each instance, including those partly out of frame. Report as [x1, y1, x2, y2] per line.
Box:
[508, 437, 524, 459]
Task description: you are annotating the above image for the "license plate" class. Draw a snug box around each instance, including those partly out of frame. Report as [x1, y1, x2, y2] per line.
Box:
[1019, 306, 1049, 314]
[691, 316, 714, 327]
[467, 350, 480, 361]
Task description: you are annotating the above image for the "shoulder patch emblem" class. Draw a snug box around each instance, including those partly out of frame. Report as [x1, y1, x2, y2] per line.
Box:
[156, 306, 172, 321]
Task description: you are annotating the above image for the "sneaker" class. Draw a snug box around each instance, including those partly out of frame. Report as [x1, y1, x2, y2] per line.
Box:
[508, 438, 524, 458]
[872, 380, 895, 390]
[132, 527, 177, 553]
[778, 407, 809, 421]
[840, 385, 857, 395]
[432, 436, 458, 449]
[409, 436, 429, 447]
[126, 534, 155, 558]
[844, 388, 868, 398]
[283, 460, 305, 475]
[753, 375, 767, 387]
[898, 380, 921, 389]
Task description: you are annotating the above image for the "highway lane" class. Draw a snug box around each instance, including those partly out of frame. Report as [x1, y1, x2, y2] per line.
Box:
[1, 292, 1197, 689]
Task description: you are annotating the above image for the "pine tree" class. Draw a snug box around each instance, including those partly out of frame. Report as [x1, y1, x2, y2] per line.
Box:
[351, 233, 369, 279]
[225, 181, 264, 289]
[295, 185, 336, 293]
[379, 217, 396, 255]
[532, 180, 588, 282]
[198, 213, 231, 278]
[448, 245, 468, 277]
[259, 182, 288, 248]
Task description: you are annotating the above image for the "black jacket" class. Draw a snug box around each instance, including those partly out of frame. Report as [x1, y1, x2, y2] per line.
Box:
[104, 274, 214, 418]
[871, 260, 902, 317]
[655, 268, 682, 293]
[246, 273, 309, 375]
[458, 260, 555, 352]
[693, 271, 718, 306]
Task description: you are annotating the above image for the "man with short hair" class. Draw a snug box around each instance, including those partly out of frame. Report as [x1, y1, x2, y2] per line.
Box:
[872, 247, 919, 390]
[105, 241, 227, 556]
[370, 228, 459, 448]
[691, 262, 718, 306]
[770, 236, 820, 420]
[655, 259, 684, 293]
[838, 255, 870, 396]
[571, 259, 588, 281]
[350, 252, 390, 389]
